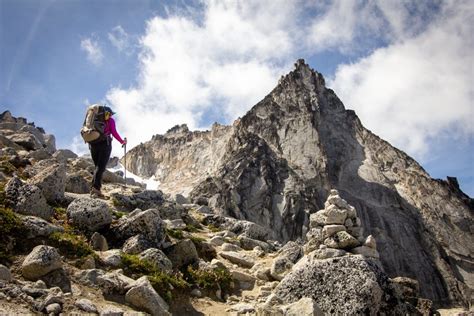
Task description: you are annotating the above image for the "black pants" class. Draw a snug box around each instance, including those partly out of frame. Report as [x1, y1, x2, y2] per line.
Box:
[90, 138, 112, 190]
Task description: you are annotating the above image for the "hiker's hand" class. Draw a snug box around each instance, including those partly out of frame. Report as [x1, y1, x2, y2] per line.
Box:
[122, 138, 127, 147]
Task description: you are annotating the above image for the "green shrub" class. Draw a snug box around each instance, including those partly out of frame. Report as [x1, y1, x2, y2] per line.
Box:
[0, 159, 16, 176]
[121, 253, 188, 302]
[166, 228, 184, 240]
[49, 231, 94, 258]
[207, 224, 221, 232]
[113, 210, 127, 219]
[0, 206, 23, 263]
[186, 266, 233, 292]
[184, 224, 201, 233]
[189, 235, 205, 245]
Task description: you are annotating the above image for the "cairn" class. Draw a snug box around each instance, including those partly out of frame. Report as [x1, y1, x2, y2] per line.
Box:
[304, 189, 379, 260]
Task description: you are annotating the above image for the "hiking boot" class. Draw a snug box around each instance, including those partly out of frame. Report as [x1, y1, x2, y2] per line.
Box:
[90, 187, 104, 198]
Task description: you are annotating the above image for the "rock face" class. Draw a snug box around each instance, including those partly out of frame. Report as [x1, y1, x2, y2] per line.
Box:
[123, 60, 474, 306]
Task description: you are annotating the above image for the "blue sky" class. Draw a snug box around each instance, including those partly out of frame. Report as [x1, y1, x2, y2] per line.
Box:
[1, 0, 473, 196]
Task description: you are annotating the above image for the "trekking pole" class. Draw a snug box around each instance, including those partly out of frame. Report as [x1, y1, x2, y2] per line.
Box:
[123, 138, 127, 189]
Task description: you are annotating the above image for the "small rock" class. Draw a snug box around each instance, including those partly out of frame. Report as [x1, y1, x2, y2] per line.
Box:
[174, 194, 189, 205]
[219, 251, 255, 268]
[0, 264, 12, 282]
[22, 245, 62, 280]
[125, 276, 170, 315]
[210, 236, 225, 246]
[122, 234, 152, 255]
[322, 224, 346, 238]
[139, 248, 173, 272]
[191, 288, 202, 297]
[75, 298, 98, 313]
[284, 297, 324, 316]
[91, 232, 109, 251]
[364, 235, 377, 249]
[97, 249, 122, 268]
[45, 303, 62, 314]
[100, 305, 124, 316]
[221, 242, 242, 252]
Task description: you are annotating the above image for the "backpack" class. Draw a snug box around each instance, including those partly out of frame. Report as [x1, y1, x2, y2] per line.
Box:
[80, 104, 107, 143]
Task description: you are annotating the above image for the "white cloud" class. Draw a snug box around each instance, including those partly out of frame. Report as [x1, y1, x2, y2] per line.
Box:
[71, 135, 90, 157]
[108, 26, 131, 53]
[80, 37, 103, 65]
[106, 0, 301, 155]
[329, 1, 474, 158]
[103, 0, 473, 163]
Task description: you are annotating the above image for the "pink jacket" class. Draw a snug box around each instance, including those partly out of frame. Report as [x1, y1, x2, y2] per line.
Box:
[104, 117, 124, 144]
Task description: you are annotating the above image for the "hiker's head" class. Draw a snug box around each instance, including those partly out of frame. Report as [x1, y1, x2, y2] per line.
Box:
[104, 106, 115, 120]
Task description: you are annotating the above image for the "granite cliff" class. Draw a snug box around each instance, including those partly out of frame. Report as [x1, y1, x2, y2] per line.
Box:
[124, 59, 474, 306]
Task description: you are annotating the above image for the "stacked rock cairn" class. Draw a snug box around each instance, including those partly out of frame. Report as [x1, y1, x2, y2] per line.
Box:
[304, 189, 379, 260]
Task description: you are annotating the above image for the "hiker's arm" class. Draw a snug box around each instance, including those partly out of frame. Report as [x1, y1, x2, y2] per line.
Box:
[109, 118, 125, 144]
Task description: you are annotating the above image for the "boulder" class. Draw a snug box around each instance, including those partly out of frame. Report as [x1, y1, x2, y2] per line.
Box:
[97, 249, 122, 268]
[28, 162, 66, 203]
[75, 269, 105, 287]
[52, 149, 77, 162]
[110, 190, 164, 212]
[6, 132, 42, 150]
[90, 232, 108, 251]
[231, 220, 270, 241]
[41, 268, 71, 293]
[125, 276, 170, 316]
[219, 251, 255, 268]
[275, 255, 411, 315]
[310, 247, 346, 260]
[65, 173, 90, 194]
[22, 245, 62, 280]
[66, 198, 112, 232]
[97, 269, 135, 295]
[239, 236, 273, 252]
[5, 177, 53, 220]
[27, 148, 51, 161]
[139, 248, 173, 272]
[0, 264, 12, 282]
[22, 216, 64, 239]
[277, 241, 303, 263]
[323, 231, 360, 249]
[122, 234, 152, 255]
[284, 297, 323, 316]
[75, 298, 98, 313]
[163, 239, 199, 268]
[112, 208, 166, 248]
[270, 256, 294, 281]
[174, 194, 189, 205]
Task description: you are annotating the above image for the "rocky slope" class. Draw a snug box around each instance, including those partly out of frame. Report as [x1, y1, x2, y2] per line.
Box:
[1, 110, 448, 315]
[124, 60, 473, 307]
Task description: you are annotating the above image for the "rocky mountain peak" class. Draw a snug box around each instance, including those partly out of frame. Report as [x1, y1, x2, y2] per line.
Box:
[164, 124, 190, 138]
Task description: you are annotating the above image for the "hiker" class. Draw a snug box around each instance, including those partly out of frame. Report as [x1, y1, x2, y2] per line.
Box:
[89, 106, 126, 198]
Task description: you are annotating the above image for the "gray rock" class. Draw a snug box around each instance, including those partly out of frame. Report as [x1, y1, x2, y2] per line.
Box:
[75, 298, 98, 313]
[122, 234, 152, 254]
[65, 173, 90, 194]
[41, 268, 71, 293]
[39, 286, 63, 312]
[350, 246, 380, 259]
[174, 194, 189, 205]
[45, 303, 62, 314]
[97, 269, 135, 295]
[277, 241, 304, 263]
[27, 148, 51, 161]
[125, 276, 170, 316]
[209, 236, 225, 246]
[364, 235, 377, 249]
[75, 269, 105, 286]
[164, 218, 186, 230]
[229, 303, 255, 315]
[110, 190, 164, 212]
[221, 242, 242, 252]
[28, 162, 66, 203]
[100, 305, 124, 316]
[22, 216, 64, 239]
[163, 239, 199, 268]
[22, 245, 62, 280]
[139, 248, 173, 272]
[310, 247, 346, 259]
[231, 220, 270, 241]
[91, 232, 109, 251]
[6, 132, 41, 150]
[239, 236, 273, 252]
[5, 177, 53, 220]
[66, 198, 112, 232]
[0, 264, 12, 282]
[219, 251, 255, 268]
[284, 297, 323, 316]
[52, 149, 78, 161]
[275, 255, 406, 314]
[323, 231, 360, 249]
[196, 205, 211, 214]
[270, 256, 294, 281]
[321, 224, 346, 239]
[112, 208, 166, 248]
[97, 249, 122, 268]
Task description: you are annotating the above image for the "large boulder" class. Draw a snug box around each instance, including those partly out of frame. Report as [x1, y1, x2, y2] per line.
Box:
[110, 190, 165, 212]
[4, 177, 53, 220]
[65, 173, 90, 194]
[125, 276, 170, 316]
[28, 162, 66, 203]
[6, 132, 42, 150]
[22, 216, 64, 239]
[66, 198, 112, 231]
[112, 208, 166, 248]
[162, 239, 199, 269]
[139, 248, 173, 272]
[274, 255, 413, 315]
[21, 245, 62, 280]
[52, 149, 77, 162]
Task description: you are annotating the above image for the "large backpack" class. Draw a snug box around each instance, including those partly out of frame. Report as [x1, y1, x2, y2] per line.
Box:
[80, 104, 107, 143]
